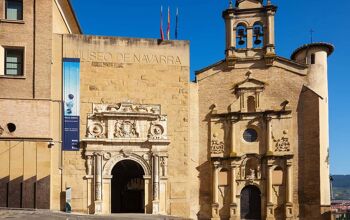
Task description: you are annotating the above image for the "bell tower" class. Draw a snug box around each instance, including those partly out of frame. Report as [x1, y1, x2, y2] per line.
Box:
[223, 0, 277, 67]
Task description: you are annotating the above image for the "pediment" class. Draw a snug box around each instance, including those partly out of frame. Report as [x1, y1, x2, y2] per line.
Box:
[235, 78, 265, 91]
[236, 0, 263, 9]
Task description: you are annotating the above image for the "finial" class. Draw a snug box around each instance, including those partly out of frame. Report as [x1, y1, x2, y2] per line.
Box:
[229, 0, 233, 8]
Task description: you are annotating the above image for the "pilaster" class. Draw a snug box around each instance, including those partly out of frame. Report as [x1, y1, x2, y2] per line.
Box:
[94, 152, 103, 214]
[229, 162, 239, 220]
[211, 161, 221, 220]
[266, 160, 275, 220]
[285, 159, 293, 219]
[152, 154, 160, 214]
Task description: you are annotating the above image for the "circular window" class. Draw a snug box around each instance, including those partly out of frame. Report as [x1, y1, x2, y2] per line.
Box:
[243, 128, 258, 142]
[7, 123, 16, 133]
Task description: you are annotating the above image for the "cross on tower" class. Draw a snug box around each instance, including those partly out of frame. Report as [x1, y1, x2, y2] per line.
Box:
[310, 29, 315, 43]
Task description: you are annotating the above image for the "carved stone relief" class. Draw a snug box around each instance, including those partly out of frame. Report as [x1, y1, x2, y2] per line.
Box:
[83, 102, 170, 215]
[85, 102, 168, 141]
[88, 122, 106, 138]
[273, 130, 291, 152]
[211, 133, 225, 155]
[148, 123, 164, 139]
[237, 156, 262, 181]
[0, 125, 3, 136]
[114, 120, 139, 138]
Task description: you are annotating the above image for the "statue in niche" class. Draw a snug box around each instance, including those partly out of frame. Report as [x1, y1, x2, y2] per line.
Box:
[246, 168, 256, 180]
[244, 157, 261, 180]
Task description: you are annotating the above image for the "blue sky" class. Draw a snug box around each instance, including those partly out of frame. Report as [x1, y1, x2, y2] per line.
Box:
[70, 0, 350, 174]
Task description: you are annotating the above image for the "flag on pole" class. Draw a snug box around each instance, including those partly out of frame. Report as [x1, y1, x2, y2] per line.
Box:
[175, 8, 179, 39]
[160, 6, 164, 40]
[167, 7, 170, 40]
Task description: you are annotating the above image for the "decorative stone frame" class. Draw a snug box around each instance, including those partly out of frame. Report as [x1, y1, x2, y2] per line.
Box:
[83, 102, 170, 215]
[234, 76, 265, 113]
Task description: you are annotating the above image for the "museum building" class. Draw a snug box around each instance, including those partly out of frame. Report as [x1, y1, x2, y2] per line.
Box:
[0, 0, 334, 219]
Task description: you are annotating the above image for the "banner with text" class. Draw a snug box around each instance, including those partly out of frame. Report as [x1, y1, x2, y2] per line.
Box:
[63, 58, 80, 151]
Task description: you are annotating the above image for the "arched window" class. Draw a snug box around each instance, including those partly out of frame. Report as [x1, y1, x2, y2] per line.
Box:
[247, 96, 256, 112]
[236, 24, 247, 49]
[253, 22, 264, 48]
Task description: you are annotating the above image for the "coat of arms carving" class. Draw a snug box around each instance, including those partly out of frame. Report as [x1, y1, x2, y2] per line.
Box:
[114, 120, 139, 138]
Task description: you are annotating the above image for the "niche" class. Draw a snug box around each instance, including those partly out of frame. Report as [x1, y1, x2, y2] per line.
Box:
[272, 166, 283, 185]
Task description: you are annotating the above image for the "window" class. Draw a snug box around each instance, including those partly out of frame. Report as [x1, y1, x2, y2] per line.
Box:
[243, 128, 258, 142]
[5, 0, 23, 20]
[247, 96, 256, 112]
[311, 53, 316, 64]
[253, 22, 264, 48]
[5, 48, 24, 76]
[236, 24, 247, 49]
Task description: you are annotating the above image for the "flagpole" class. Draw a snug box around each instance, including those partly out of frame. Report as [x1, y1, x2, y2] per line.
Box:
[175, 8, 179, 40]
[167, 7, 170, 40]
[160, 6, 164, 40]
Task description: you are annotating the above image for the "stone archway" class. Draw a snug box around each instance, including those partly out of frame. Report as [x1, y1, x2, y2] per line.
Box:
[83, 102, 170, 215]
[240, 185, 261, 220]
[111, 160, 145, 213]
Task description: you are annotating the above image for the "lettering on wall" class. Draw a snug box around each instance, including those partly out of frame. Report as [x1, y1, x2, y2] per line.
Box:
[71, 50, 182, 66]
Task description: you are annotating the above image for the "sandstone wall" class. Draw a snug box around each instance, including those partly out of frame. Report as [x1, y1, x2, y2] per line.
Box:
[50, 34, 192, 216]
[196, 62, 308, 219]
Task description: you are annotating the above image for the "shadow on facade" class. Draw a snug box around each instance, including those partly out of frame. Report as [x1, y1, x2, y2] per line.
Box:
[297, 86, 321, 220]
[0, 175, 50, 209]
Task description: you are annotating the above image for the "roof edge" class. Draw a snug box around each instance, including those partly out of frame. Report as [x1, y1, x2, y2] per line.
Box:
[195, 60, 225, 75]
[291, 42, 334, 60]
[67, 0, 83, 34]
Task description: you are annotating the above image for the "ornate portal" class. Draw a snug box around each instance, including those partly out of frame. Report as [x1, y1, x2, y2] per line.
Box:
[83, 102, 170, 214]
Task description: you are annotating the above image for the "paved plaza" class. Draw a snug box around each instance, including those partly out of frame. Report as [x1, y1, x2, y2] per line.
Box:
[0, 209, 188, 220]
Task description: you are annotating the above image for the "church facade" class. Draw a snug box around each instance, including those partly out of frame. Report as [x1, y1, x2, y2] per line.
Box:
[0, 0, 333, 219]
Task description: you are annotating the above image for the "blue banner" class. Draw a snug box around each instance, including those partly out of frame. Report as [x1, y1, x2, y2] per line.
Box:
[63, 58, 80, 151]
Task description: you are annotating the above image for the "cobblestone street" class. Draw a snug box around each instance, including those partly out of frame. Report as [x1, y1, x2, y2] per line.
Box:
[0, 209, 188, 220]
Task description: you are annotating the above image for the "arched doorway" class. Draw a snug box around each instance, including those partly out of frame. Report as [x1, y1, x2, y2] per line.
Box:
[111, 160, 145, 213]
[240, 185, 261, 220]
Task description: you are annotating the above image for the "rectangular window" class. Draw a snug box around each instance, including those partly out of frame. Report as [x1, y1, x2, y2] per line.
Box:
[311, 53, 316, 64]
[5, 0, 23, 20]
[5, 48, 24, 76]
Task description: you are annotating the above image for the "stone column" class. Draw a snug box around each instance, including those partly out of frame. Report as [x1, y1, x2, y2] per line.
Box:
[225, 13, 235, 57]
[266, 10, 276, 54]
[230, 120, 236, 157]
[94, 153, 103, 214]
[285, 160, 293, 219]
[86, 156, 93, 176]
[247, 27, 253, 49]
[266, 161, 275, 220]
[211, 161, 220, 220]
[152, 154, 160, 214]
[144, 175, 151, 214]
[266, 117, 273, 155]
[230, 162, 238, 220]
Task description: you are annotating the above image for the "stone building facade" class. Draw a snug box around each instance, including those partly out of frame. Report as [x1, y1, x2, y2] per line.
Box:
[0, 0, 333, 219]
